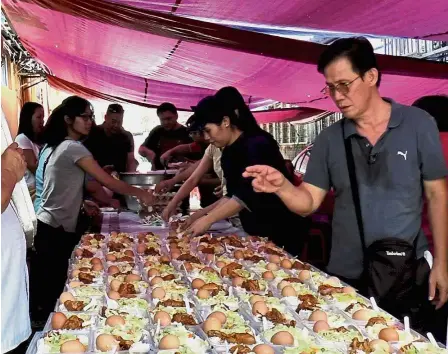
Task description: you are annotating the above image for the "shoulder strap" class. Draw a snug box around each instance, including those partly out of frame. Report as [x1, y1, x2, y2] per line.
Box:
[342, 119, 367, 251]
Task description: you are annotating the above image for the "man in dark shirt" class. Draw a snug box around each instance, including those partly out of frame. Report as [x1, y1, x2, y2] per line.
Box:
[138, 103, 192, 170]
[84, 103, 137, 173]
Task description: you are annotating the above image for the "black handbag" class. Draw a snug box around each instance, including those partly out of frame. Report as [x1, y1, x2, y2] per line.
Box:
[342, 120, 430, 321]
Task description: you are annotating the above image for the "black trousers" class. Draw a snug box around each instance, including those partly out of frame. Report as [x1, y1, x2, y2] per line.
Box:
[30, 221, 80, 320]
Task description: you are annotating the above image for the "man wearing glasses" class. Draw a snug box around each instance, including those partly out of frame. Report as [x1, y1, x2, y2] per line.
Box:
[244, 37, 448, 333]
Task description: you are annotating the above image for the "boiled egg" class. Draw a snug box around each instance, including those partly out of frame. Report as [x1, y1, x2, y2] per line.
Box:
[266, 262, 279, 271]
[215, 261, 226, 269]
[124, 250, 134, 257]
[71, 269, 81, 278]
[159, 334, 180, 350]
[298, 270, 311, 282]
[108, 290, 120, 300]
[208, 311, 227, 325]
[253, 344, 275, 354]
[74, 248, 83, 257]
[343, 286, 356, 294]
[379, 328, 399, 342]
[280, 259, 293, 269]
[92, 263, 103, 271]
[232, 276, 244, 287]
[271, 331, 294, 345]
[277, 280, 290, 290]
[137, 244, 146, 254]
[96, 334, 118, 352]
[192, 278, 206, 289]
[90, 257, 102, 265]
[106, 254, 117, 262]
[249, 295, 264, 306]
[252, 301, 269, 316]
[171, 249, 181, 259]
[148, 268, 161, 278]
[150, 276, 164, 286]
[106, 315, 125, 327]
[352, 309, 374, 321]
[125, 274, 141, 282]
[309, 310, 328, 322]
[60, 340, 86, 353]
[160, 255, 170, 263]
[68, 281, 83, 288]
[203, 317, 222, 332]
[313, 320, 330, 333]
[262, 271, 275, 280]
[281, 286, 297, 297]
[152, 287, 166, 300]
[154, 311, 172, 326]
[108, 266, 120, 275]
[197, 289, 210, 299]
[269, 255, 281, 264]
[59, 292, 75, 303]
[51, 312, 67, 330]
[110, 279, 122, 292]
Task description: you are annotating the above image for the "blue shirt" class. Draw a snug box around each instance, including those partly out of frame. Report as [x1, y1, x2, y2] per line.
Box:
[34, 145, 51, 212]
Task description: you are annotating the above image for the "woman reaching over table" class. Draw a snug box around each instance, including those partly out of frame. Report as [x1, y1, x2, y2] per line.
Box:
[184, 94, 310, 255]
[31, 96, 153, 320]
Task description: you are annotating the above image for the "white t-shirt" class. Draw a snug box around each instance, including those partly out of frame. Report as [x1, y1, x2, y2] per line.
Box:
[1, 204, 31, 352]
[205, 144, 227, 195]
[15, 133, 40, 189]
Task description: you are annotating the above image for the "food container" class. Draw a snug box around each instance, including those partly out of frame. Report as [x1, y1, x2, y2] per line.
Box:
[44, 312, 97, 332]
[27, 330, 93, 354]
[119, 171, 177, 212]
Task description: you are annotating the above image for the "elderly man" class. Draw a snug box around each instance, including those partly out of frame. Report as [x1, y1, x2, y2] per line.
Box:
[244, 38, 448, 329]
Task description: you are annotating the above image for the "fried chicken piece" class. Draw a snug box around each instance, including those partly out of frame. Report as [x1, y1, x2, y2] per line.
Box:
[64, 300, 86, 311]
[284, 277, 302, 283]
[345, 302, 370, 313]
[244, 255, 265, 263]
[157, 299, 185, 308]
[80, 249, 94, 258]
[199, 236, 211, 243]
[229, 345, 251, 354]
[296, 294, 319, 312]
[78, 272, 95, 284]
[207, 331, 256, 345]
[93, 234, 105, 241]
[144, 247, 160, 256]
[292, 261, 311, 270]
[201, 247, 216, 254]
[241, 280, 260, 292]
[61, 315, 84, 330]
[78, 267, 91, 272]
[331, 326, 349, 333]
[172, 312, 197, 325]
[265, 308, 296, 327]
[200, 283, 223, 296]
[113, 336, 134, 351]
[366, 317, 387, 327]
[117, 256, 134, 263]
[225, 237, 244, 248]
[162, 274, 176, 281]
[177, 254, 201, 264]
[118, 283, 136, 297]
[264, 248, 284, 256]
[349, 338, 372, 354]
[318, 284, 344, 296]
[108, 242, 125, 252]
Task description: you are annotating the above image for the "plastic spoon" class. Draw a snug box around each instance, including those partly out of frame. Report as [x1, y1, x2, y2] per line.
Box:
[427, 332, 439, 347]
[370, 297, 380, 311]
[404, 316, 410, 333]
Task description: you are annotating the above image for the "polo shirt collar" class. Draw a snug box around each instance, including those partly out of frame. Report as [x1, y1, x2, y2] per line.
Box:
[343, 98, 404, 139]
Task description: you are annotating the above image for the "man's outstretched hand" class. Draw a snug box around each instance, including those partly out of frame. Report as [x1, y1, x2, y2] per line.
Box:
[243, 165, 286, 193]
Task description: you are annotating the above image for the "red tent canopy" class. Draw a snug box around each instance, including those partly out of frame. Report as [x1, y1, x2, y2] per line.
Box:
[3, 0, 448, 121]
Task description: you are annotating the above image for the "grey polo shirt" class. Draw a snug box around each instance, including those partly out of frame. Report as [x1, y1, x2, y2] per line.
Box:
[304, 100, 448, 279]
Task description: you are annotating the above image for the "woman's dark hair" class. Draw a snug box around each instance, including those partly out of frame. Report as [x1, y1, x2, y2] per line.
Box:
[18, 102, 43, 142]
[42, 96, 91, 147]
[412, 95, 448, 132]
[317, 37, 381, 87]
[194, 86, 277, 144]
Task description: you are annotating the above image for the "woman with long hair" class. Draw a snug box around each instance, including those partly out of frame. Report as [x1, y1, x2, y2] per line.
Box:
[31, 96, 152, 320]
[15, 102, 44, 200]
[185, 93, 310, 254]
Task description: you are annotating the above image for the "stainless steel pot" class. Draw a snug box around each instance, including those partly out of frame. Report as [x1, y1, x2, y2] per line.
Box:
[119, 171, 177, 211]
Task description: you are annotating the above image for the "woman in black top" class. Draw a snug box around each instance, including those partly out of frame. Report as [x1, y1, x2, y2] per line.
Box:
[185, 93, 309, 255]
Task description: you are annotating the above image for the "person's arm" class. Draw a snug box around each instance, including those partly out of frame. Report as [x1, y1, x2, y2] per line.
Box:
[161, 155, 213, 221]
[125, 132, 138, 172]
[276, 181, 327, 217]
[22, 149, 37, 174]
[77, 156, 152, 204]
[183, 197, 229, 228]
[199, 176, 221, 186]
[86, 179, 119, 208]
[417, 114, 448, 308]
[155, 160, 199, 194]
[1, 143, 27, 213]
[138, 129, 158, 162]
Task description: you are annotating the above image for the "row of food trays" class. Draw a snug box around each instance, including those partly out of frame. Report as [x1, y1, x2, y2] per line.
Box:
[26, 226, 447, 354]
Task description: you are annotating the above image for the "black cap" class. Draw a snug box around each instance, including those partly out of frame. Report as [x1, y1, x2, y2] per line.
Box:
[107, 103, 124, 114]
[186, 114, 202, 132]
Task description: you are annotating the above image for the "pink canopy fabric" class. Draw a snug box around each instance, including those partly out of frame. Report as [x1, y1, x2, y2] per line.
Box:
[111, 0, 448, 40]
[3, 0, 448, 120]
